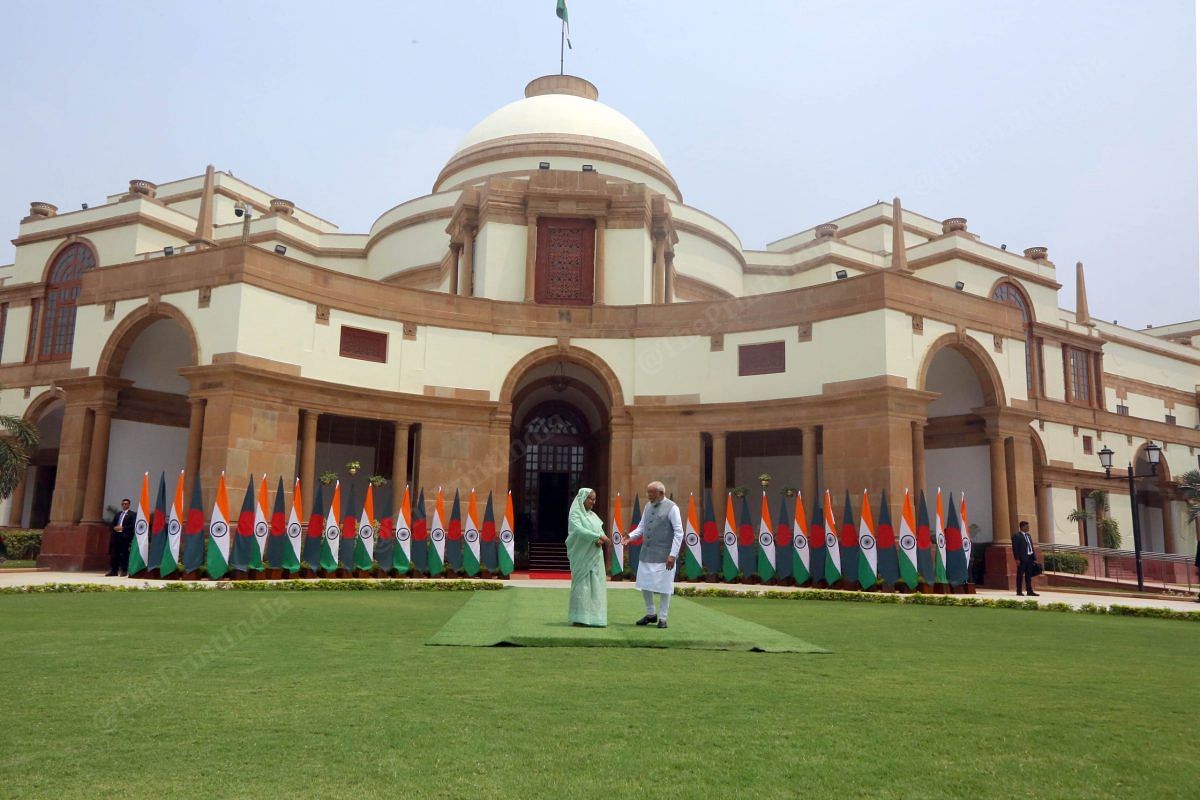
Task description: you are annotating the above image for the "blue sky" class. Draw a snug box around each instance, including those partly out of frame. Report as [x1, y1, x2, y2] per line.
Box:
[1, 0, 1195, 323]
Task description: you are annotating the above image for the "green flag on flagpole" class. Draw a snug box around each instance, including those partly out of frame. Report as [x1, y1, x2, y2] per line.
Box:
[556, 0, 572, 49]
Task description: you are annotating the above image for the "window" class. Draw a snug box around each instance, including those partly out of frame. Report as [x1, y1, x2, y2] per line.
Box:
[534, 217, 596, 305]
[40, 243, 96, 361]
[25, 298, 40, 362]
[338, 326, 388, 363]
[1116, 404, 1129, 416]
[1082, 435, 1093, 455]
[738, 341, 786, 376]
[991, 282, 1036, 392]
[1165, 413, 1176, 426]
[0, 302, 7, 361]
[1067, 347, 1091, 404]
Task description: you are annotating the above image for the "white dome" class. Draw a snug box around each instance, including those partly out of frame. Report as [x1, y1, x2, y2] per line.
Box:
[452, 93, 666, 166]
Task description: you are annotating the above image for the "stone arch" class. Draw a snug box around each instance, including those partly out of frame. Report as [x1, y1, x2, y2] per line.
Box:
[40, 236, 99, 284]
[499, 345, 625, 410]
[917, 332, 1006, 408]
[1134, 441, 1172, 482]
[97, 303, 200, 378]
[987, 277, 1037, 322]
[22, 388, 66, 424]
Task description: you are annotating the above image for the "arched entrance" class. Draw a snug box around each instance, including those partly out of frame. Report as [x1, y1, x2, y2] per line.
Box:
[1133, 444, 1179, 554]
[8, 392, 64, 529]
[504, 351, 616, 569]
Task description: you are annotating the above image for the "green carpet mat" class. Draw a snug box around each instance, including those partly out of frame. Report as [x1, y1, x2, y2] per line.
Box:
[428, 588, 829, 653]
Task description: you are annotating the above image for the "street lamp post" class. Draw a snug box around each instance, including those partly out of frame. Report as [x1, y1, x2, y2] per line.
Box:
[1096, 441, 1161, 592]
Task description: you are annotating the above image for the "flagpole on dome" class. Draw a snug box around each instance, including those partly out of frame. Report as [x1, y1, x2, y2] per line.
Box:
[557, 0, 572, 75]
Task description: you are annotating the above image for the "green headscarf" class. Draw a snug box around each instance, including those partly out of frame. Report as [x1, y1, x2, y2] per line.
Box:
[568, 487, 597, 534]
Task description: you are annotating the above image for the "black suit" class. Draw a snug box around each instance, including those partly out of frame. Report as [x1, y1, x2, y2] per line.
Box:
[1010, 529, 1037, 594]
[108, 508, 136, 575]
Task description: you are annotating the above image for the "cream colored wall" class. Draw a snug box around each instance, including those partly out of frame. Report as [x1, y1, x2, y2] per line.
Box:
[603, 228, 652, 305]
[892, 314, 1026, 403]
[369, 192, 459, 237]
[439, 157, 678, 200]
[1048, 487, 1080, 543]
[673, 230, 743, 297]
[1, 305, 31, 364]
[365, 219, 451, 282]
[473, 222, 526, 301]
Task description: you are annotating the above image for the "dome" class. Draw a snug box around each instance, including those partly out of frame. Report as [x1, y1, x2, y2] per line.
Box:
[435, 75, 679, 199]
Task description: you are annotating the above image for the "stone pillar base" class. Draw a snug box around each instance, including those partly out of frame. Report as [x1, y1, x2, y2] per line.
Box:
[37, 521, 112, 571]
[984, 545, 1016, 590]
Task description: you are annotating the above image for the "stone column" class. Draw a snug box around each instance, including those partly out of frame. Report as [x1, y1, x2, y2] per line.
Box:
[988, 433, 1011, 543]
[593, 217, 606, 304]
[184, 398, 206, 501]
[7, 473, 27, 527]
[392, 422, 411, 489]
[1160, 491, 1178, 554]
[524, 213, 537, 303]
[652, 234, 666, 304]
[28, 299, 45, 362]
[80, 406, 115, 524]
[1038, 481, 1054, 544]
[802, 426, 818, 506]
[911, 420, 926, 499]
[448, 244, 461, 296]
[299, 410, 319, 511]
[710, 431, 727, 516]
[664, 251, 675, 304]
[461, 227, 476, 297]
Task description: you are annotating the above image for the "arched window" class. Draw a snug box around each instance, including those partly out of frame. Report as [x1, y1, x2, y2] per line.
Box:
[40, 243, 95, 361]
[991, 281, 1036, 392]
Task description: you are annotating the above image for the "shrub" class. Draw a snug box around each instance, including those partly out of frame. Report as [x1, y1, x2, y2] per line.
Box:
[1043, 552, 1088, 574]
[1, 529, 42, 560]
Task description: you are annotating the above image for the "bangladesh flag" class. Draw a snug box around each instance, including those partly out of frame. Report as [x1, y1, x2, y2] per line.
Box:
[807, 494, 826, 587]
[915, 490, 935, 585]
[856, 490, 878, 589]
[480, 490, 498, 573]
[610, 492, 625, 578]
[462, 489, 481, 577]
[319, 482, 341, 574]
[897, 489, 919, 590]
[205, 472, 232, 580]
[945, 491, 967, 586]
[181, 473, 206, 574]
[791, 491, 811, 585]
[755, 491, 776, 582]
[839, 491, 859, 587]
[498, 490, 515, 575]
[428, 487, 447, 575]
[265, 476, 287, 570]
[147, 472, 167, 576]
[160, 470, 185, 578]
[231, 475, 261, 572]
[393, 484, 414, 575]
[353, 483, 376, 571]
[411, 488, 428, 577]
[375, 484, 395, 574]
[446, 489, 463, 573]
[281, 477, 302, 573]
[339, 484, 358, 570]
[933, 488, 949, 586]
[720, 493, 739, 582]
[737, 494, 755, 579]
[627, 495, 642, 575]
[682, 493, 702, 581]
[128, 472, 151, 576]
[875, 490, 901, 588]
[700, 492, 720, 575]
[822, 490, 842, 585]
[302, 483, 325, 572]
[774, 495, 792, 581]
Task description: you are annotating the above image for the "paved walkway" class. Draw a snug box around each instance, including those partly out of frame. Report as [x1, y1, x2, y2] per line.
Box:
[4, 569, 1199, 612]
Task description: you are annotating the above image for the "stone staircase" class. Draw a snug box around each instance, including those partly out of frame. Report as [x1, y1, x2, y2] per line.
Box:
[527, 541, 571, 572]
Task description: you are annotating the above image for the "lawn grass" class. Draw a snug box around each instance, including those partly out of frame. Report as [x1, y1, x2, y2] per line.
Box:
[0, 587, 1196, 799]
[0, 560, 36, 569]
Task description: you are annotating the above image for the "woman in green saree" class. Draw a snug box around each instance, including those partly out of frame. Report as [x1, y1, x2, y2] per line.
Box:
[566, 487, 609, 627]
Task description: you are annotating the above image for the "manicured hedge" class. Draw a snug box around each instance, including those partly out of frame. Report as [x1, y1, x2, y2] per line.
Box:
[1044, 552, 1089, 574]
[1, 530, 42, 560]
[0, 579, 503, 595]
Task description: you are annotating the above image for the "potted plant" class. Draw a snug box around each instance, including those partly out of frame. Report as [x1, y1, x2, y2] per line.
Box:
[780, 486, 797, 498]
[319, 470, 338, 486]
[731, 486, 748, 499]
[758, 473, 772, 489]
[368, 474, 388, 488]
[345, 460, 361, 476]
[1068, 490, 1121, 548]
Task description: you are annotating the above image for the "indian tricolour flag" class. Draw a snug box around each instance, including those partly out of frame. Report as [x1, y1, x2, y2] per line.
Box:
[353, 483, 376, 571]
[160, 470, 185, 577]
[394, 484, 413, 575]
[282, 478, 303, 572]
[791, 491, 811, 584]
[960, 493, 973, 584]
[319, 481, 341, 573]
[462, 489, 482, 577]
[428, 487, 447, 575]
[897, 489, 920, 590]
[756, 491, 776, 581]
[856, 489, 878, 589]
[254, 474, 270, 568]
[498, 490, 516, 576]
[933, 487, 949, 585]
[720, 493, 739, 582]
[206, 471, 231, 580]
[610, 492, 625, 578]
[128, 472, 151, 576]
[682, 493, 702, 581]
[822, 489, 842, 585]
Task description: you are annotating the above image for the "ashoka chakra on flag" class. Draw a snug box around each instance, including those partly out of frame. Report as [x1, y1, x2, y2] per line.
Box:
[860, 534, 876, 549]
[396, 527, 411, 541]
[210, 521, 228, 538]
[168, 519, 181, 535]
[685, 532, 699, 547]
[431, 528, 445, 542]
[358, 525, 372, 540]
[465, 529, 479, 543]
[286, 523, 302, 539]
[793, 534, 808, 550]
[900, 534, 916, 550]
[136, 519, 149, 535]
[825, 533, 837, 548]
[722, 531, 737, 548]
[500, 530, 513, 544]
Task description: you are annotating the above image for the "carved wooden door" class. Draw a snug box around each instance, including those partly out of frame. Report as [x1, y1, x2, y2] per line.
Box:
[535, 217, 595, 305]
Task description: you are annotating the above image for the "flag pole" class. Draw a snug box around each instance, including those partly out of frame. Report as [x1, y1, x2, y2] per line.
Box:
[560, 19, 565, 75]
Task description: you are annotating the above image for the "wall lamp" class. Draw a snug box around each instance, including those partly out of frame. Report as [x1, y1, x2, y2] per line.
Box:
[163, 246, 174, 256]
[835, 270, 848, 280]
[954, 281, 965, 291]
[274, 244, 287, 255]
[538, 162, 551, 170]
